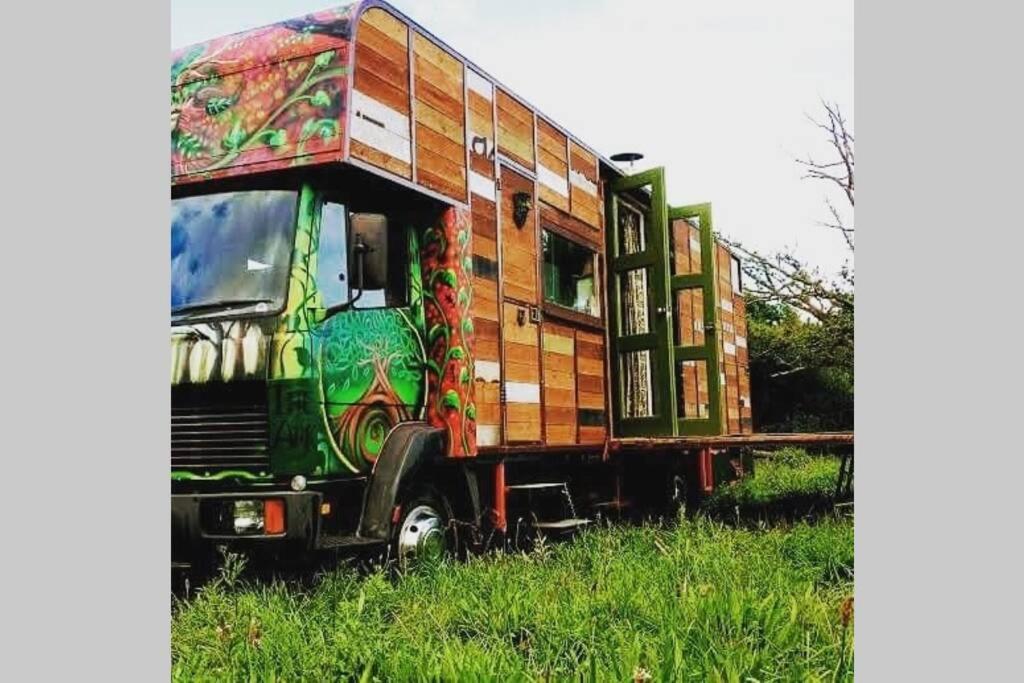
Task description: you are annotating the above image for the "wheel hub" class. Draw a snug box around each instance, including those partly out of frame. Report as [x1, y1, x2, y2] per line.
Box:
[396, 504, 445, 566]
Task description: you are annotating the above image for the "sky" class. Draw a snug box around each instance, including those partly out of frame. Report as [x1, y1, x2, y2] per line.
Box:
[171, 0, 853, 276]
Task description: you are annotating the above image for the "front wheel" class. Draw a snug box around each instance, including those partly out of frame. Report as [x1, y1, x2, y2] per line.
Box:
[392, 487, 451, 570]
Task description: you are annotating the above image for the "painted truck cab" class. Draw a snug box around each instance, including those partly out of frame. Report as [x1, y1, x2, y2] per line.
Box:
[170, 181, 456, 483]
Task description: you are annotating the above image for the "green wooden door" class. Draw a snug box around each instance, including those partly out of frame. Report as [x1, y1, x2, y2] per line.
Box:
[667, 203, 723, 435]
[606, 168, 677, 437]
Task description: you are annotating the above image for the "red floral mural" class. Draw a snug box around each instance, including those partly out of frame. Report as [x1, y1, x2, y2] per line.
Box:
[421, 206, 477, 456]
[171, 5, 356, 182]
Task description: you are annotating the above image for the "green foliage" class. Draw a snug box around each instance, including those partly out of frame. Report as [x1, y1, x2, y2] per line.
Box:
[746, 299, 853, 432]
[173, 513, 853, 681]
[203, 96, 235, 116]
[707, 448, 842, 509]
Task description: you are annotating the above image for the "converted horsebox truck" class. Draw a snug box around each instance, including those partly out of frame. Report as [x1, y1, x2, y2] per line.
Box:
[171, 1, 852, 573]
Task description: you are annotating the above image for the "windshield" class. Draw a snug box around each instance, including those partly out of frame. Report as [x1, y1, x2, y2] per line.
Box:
[171, 190, 298, 316]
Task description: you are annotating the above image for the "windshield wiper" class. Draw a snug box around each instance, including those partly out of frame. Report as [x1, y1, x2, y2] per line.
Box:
[172, 298, 274, 318]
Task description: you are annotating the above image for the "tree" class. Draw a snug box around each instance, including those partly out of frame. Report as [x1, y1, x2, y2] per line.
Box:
[725, 101, 854, 431]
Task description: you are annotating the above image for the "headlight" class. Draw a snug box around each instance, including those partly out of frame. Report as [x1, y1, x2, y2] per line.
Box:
[233, 500, 264, 535]
[290, 475, 307, 492]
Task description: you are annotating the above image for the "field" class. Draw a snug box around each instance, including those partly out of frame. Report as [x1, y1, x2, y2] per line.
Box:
[171, 451, 854, 681]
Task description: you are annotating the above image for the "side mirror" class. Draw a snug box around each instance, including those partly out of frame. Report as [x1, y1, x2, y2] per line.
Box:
[349, 213, 388, 291]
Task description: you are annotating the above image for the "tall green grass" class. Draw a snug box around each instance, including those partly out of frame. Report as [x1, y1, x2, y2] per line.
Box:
[172, 514, 853, 681]
[706, 449, 846, 519]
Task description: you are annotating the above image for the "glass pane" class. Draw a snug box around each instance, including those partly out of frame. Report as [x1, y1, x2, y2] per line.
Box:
[316, 202, 409, 310]
[542, 230, 601, 317]
[617, 202, 646, 255]
[171, 190, 297, 315]
[731, 255, 742, 294]
[317, 202, 349, 308]
[620, 268, 650, 335]
[674, 288, 705, 347]
[671, 218, 702, 275]
[622, 350, 654, 418]
[678, 359, 710, 419]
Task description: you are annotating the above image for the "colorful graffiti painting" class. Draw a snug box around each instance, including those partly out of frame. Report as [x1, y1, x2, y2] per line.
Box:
[171, 5, 356, 181]
[421, 206, 477, 457]
[317, 309, 426, 472]
[171, 318, 273, 385]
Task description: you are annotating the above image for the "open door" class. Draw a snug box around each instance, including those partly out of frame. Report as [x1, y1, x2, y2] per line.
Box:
[606, 169, 676, 436]
[668, 203, 723, 435]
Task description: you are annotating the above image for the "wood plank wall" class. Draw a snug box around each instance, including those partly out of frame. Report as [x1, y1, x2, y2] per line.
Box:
[496, 89, 535, 170]
[351, 8, 412, 178]
[715, 243, 752, 434]
[503, 301, 542, 442]
[542, 322, 576, 444]
[412, 32, 466, 201]
[536, 118, 569, 213]
[575, 330, 607, 443]
[350, 6, 613, 448]
[500, 166, 538, 304]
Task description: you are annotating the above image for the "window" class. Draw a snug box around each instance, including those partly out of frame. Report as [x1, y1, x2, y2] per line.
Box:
[171, 190, 297, 317]
[731, 255, 743, 294]
[542, 229, 600, 318]
[317, 202, 408, 309]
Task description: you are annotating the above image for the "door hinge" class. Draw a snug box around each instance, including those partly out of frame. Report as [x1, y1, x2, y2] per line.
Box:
[495, 177, 502, 191]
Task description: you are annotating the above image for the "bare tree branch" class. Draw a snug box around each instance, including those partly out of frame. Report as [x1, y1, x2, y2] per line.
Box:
[726, 100, 854, 318]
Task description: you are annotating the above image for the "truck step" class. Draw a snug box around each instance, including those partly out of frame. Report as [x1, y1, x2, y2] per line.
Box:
[533, 518, 591, 531]
[506, 482, 567, 492]
[592, 499, 631, 510]
[319, 535, 387, 551]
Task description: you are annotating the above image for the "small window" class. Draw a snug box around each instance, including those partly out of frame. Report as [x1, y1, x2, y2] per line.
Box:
[317, 202, 407, 309]
[542, 230, 600, 318]
[731, 255, 742, 294]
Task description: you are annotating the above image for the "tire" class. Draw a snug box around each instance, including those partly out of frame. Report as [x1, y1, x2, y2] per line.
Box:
[390, 485, 453, 571]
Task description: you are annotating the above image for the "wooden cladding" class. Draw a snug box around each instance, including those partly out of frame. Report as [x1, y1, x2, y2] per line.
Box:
[503, 300, 541, 443]
[412, 32, 466, 201]
[569, 140, 601, 230]
[472, 190, 501, 446]
[496, 88, 535, 170]
[351, 8, 412, 178]
[537, 118, 569, 212]
[576, 330, 607, 443]
[715, 243, 752, 434]
[672, 217, 702, 276]
[467, 70, 496, 183]
[499, 166, 537, 304]
[542, 322, 577, 445]
[350, 6, 604, 224]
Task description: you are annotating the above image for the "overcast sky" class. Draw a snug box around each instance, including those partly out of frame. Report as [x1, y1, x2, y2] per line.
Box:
[172, 0, 853, 276]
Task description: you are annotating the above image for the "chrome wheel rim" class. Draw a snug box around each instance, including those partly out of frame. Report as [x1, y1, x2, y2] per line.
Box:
[396, 504, 445, 566]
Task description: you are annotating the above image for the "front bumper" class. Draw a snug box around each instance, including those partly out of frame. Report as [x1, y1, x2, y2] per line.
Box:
[171, 490, 322, 562]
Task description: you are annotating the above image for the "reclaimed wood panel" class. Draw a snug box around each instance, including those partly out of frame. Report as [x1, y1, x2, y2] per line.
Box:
[575, 329, 606, 443]
[536, 118, 569, 213]
[500, 166, 537, 304]
[503, 301, 541, 442]
[412, 32, 466, 200]
[352, 8, 411, 178]
[496, 88, 535, 170]
[672, 218, 702, 276]
[543, 322, 576, 445]
[679, 359, 711, 419]
[466, 70, 496, 183]
[569, 140, 600, 229]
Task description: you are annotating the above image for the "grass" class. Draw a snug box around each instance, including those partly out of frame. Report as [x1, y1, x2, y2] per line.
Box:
[705, 448, 847, 520]
[172, 453, 853, 682]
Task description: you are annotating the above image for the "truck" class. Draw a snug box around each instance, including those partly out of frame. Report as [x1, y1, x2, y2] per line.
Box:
[171, 1, 853, 573]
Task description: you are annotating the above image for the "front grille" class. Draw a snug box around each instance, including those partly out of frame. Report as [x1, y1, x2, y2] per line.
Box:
[171, 383, 270, 472]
